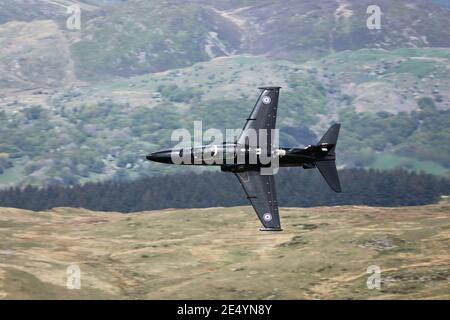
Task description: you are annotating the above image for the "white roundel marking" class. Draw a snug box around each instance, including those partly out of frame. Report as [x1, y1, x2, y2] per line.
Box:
[262, 96, 271, 104]
[263, 213, 272, 222]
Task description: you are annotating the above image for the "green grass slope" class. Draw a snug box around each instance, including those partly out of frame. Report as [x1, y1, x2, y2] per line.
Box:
[1, 47, 450, 186]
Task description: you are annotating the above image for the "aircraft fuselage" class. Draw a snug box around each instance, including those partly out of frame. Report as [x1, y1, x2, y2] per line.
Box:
[145, 86, 341, 231]
[146, 143, 335, 171]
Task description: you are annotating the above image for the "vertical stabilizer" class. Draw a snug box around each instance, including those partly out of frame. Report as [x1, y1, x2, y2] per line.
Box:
[318, 124, 340, 153]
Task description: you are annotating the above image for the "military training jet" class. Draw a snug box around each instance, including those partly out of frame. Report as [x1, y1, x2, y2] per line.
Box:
[146, 87, 341, 231]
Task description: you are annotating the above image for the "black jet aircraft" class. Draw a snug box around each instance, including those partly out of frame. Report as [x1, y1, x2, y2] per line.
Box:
[147, 87, 341, 231]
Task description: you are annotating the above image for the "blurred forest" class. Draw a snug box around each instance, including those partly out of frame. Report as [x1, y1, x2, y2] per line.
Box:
[0, 168, 448, 212]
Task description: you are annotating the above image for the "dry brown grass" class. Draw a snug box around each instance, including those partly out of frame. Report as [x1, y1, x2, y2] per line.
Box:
[0, 204, 449, 299]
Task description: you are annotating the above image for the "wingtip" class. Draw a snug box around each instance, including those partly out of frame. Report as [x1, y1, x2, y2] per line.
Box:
[331, 181, 342, 193]
[259, 227, 283, 232]
[258, 86, 282, 91]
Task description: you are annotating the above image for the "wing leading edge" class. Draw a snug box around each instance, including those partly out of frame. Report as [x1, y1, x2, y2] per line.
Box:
[236, 87, 281, 150]
[235, 170, 282, 231]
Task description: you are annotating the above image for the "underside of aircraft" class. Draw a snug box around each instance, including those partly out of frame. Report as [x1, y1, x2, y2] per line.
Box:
[147, 87, 341, 231]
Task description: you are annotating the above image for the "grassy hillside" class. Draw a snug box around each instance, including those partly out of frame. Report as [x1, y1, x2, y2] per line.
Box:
[71, 1, 242, 79]
[1, 48, 449, 186]
[2, 0, 450, 80]
[67, 0, 450, 78]
[0, 1, 450, 186]
[0, 20, 74, 89]
[0, 203, 449, 299]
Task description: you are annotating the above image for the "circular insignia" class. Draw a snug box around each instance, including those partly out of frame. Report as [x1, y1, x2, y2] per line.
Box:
[262, 96, 271, 104]
[263, 213, 272, 222]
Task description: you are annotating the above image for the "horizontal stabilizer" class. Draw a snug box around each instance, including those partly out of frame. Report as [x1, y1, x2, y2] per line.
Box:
[316, 161, 341, 192]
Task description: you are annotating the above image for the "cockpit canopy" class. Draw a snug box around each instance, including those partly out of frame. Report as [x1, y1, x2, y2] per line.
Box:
[185, 145, 236, 161]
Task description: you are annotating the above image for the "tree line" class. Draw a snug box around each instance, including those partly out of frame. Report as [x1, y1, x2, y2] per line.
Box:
[0, 168, 449, 212]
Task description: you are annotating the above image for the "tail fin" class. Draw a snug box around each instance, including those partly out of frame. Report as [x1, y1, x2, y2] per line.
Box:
[316, 161, 341, 192]
[318, 123, 340, 153]
[316, 123, 341, 192]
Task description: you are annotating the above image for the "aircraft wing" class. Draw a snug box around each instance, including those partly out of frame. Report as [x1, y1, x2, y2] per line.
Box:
[234, 170, 282, 230]
[236, 87, 281, 149]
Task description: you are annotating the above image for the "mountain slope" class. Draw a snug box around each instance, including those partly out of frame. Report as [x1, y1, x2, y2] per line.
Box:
[0, 0, 101, 24]
[70, 0, 242, 79]
[4, 0, 450, 79]
[207, 0, 450, 54]
[70, 0, 450, 77]
[0, 1, 450, 186]
[0, 49, 449, 186]
[0, 20, 74, 89]
[2, 0, 450, 83]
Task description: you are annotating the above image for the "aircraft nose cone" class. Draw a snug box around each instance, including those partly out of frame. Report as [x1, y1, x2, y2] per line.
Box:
[146, 150, 172, 163]
[146, 152, 162, 161]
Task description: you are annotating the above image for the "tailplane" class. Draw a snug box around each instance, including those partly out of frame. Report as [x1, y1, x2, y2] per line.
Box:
[316, 124, 341, 192]
[316, 161, 341, 192]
